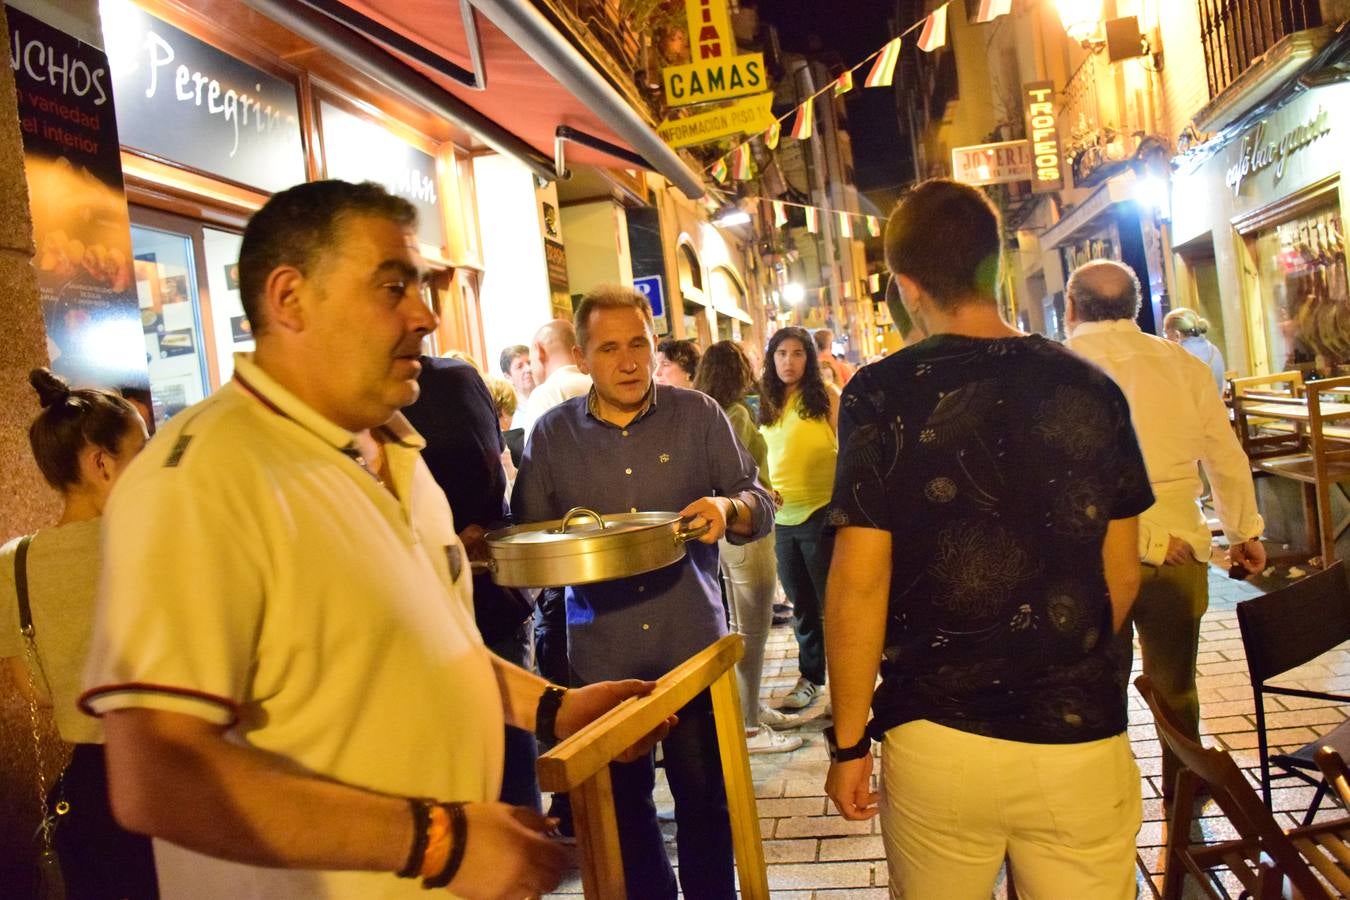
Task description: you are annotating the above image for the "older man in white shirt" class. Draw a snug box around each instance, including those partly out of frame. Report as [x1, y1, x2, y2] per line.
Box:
[1065, 259, 1266, 801]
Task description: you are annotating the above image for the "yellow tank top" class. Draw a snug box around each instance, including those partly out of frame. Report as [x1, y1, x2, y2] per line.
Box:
[761, 396, 838, 526]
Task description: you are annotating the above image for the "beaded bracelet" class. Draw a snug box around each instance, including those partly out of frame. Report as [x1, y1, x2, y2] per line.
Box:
[422, 802, 468, 889]
[397, 797, 436, 879]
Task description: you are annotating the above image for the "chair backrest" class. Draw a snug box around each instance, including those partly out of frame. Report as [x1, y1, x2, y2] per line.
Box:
[1232, 371, 1305, 398]
[1134, 674, 1331, 897]
[1315, 746, 1350, 810]
[1236, 562, 1350, 685]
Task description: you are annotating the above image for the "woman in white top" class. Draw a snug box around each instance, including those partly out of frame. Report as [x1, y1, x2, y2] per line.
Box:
[1164, 307, 1226, 395]
[1, 368, 153, 898]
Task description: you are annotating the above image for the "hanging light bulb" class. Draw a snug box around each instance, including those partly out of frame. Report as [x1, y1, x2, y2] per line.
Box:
[1054, 0, 1103, 46]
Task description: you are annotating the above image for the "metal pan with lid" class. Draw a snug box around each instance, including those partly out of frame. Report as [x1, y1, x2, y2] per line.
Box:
[479, 507, 709, 588]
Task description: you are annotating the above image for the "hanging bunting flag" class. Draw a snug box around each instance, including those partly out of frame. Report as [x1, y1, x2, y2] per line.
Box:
[864, 37, 902, 88]
[730, 142, 751, 180]
[773, 201, 787, 228]
[790, 99, 814, 140]
[804, 206, 818, 233]
[974, 0, 1012, 24]
[838, 212, 853, 238]
[834, 69, 854, 95]
[866, 215, 881, 237]
[765, 120, 781, 150]
[711, 157, 728, 183]
[917, 5, 949, 53]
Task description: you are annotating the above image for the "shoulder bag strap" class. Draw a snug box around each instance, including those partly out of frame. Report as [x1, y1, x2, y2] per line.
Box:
[15, 533, 35, 635]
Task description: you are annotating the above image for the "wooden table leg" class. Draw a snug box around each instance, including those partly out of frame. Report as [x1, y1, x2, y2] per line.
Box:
[571, 766, 626, 899]
[710, 667, 770, 899]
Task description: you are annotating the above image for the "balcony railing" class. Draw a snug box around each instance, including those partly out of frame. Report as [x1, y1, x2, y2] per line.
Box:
[1198, 0, 1323, 98]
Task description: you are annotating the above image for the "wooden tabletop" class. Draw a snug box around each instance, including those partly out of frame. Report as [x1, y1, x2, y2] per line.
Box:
[1241, 400, 1350, 423]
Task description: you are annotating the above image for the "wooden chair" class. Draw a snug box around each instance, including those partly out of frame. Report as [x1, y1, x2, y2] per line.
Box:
[1236, 562, 1350, 824]
[1134, 674, 1350, 899]
[1231, 371, 1307, 461]
[536, 634, 768, 898]
[1237, 375, 1350, 565]
[1315, 746, 1350, 810]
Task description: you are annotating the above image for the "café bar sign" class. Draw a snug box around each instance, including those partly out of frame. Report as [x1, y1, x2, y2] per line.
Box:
[1224, 105, 1331, 197]
[952, 140, 1033, 187]
[1023, 81, 1063, 193]
[103, 0, 305, 193]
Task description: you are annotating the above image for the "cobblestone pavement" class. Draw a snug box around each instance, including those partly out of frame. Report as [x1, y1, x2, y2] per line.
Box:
[547, 563, 1350, 898]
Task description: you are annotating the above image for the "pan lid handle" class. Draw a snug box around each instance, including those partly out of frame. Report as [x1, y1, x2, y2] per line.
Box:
[555, 507, 607, 534]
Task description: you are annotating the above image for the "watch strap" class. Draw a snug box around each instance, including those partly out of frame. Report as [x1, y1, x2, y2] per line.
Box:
[824, 725, 871, 762]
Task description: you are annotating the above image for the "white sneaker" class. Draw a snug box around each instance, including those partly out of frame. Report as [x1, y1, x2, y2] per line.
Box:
[780, 677, 821, 710]
[745, 725, 803, 754]
[759, 706, 805, 730]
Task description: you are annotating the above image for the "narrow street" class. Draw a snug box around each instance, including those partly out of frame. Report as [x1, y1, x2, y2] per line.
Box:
[548, 562, 1350, 898]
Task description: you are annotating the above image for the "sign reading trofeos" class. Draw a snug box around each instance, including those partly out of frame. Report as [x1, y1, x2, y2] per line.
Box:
[1023, 81, 1063, 193]
[951, 140, 1034, 187]
[1225, 106, 1331, 197]
[657, 0, 771, 145]
[102, 0, 305, 193]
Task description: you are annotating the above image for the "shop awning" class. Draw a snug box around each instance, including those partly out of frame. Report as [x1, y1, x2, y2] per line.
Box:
[246, 0, 704, 199]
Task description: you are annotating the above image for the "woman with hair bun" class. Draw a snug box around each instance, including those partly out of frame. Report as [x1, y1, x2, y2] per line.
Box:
[1164, 307, 1226, 394]
[1, 368, 156, 898]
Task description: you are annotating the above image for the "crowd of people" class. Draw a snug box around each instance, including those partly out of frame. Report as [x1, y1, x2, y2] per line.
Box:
[1, 176, 1267, 899]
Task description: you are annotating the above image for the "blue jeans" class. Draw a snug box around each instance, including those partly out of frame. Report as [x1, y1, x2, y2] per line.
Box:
[488, 621, 542, 812]
[774, 506, 834, 686]
[609, 689, 734, 899]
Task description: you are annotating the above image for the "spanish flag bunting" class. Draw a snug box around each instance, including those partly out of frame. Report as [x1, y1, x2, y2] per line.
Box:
[834, 69, 854, 95]
[773, 201, 787, 228]
[790, 98, 814, 140]
[864, 37, 902, 88]
[917, 4, 948, 53]
[974, 0, 1012, 24]
[710, 157, 728, 183]
[765, 120, 781, 150]
[730, 142, 751, 180]
[866, 215, 881, 237]
[804, 206, 818, 233]
[838, 212, 853, 238]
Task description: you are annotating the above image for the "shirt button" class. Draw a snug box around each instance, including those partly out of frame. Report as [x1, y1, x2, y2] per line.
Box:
[625, 468, 633, 475]
[638, 585, 646, 593]
[630, 507, 638, 513]
[622, 430, 629, 437]
[642, 623, 650, 630]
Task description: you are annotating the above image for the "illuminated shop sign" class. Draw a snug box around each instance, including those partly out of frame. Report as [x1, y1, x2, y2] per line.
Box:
[1224, 106, 1331, 197]
[103, 0, 305, 193]
[1023, 81, 1063, 193]
[951, 140, 1033, 186]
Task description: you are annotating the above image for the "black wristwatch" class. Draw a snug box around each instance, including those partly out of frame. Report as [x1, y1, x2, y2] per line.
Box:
[824, 725, 872, 762]
[535, 685, 567, 744]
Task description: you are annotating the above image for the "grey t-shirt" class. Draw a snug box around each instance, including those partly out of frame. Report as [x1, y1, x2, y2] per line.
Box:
[0, 518, 104, 744]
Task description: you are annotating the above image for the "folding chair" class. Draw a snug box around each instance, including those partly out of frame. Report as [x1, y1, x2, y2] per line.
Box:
[1236, 562, 1350, 824]
[1135, 675, 1350, 899]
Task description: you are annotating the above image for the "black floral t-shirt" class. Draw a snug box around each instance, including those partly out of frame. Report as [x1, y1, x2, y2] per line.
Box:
[828, 334, 1153, 744]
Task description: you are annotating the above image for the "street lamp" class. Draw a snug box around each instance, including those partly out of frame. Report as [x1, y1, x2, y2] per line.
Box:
[1054, 0, 1103, 46]
[782, 283, 805, 305]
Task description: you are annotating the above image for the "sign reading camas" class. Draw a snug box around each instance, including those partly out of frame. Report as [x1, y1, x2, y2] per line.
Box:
[656, 0, 772, 146]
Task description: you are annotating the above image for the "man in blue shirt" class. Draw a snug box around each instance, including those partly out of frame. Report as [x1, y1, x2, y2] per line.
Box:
[513, 285, 772, 899]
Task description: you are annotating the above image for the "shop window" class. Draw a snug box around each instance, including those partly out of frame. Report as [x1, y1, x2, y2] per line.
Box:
[1251, 207, 1348, 377]
[709, 266, 748, 314]
[677, 243, 703, 298]
[130, 207, 246, 420]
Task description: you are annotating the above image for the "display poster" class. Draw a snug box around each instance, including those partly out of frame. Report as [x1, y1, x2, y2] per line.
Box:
[9, 3, 147, 388]
[319, 100, 446, 251]
[102, 0, 305, 193]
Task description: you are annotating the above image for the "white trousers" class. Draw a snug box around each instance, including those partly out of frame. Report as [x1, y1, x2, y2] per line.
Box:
[718, 531, 777, 728]
[879, 720, 1141, 900]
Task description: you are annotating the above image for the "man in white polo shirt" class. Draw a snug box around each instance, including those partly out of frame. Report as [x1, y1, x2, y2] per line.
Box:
[81, 181, 663, 898]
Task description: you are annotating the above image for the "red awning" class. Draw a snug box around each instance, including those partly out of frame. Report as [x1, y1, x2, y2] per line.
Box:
[337, 0, 670, 174]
